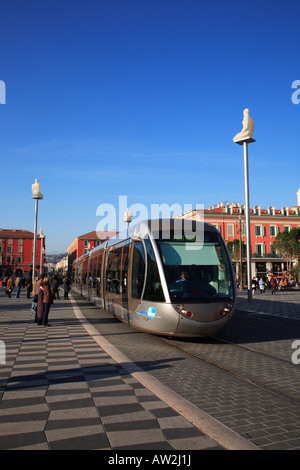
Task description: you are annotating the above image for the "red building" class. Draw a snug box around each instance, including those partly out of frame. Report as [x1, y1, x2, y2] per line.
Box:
[67, 230, 118, 276]
[178, 191, 300, 282]
[0, 229, 44, 278]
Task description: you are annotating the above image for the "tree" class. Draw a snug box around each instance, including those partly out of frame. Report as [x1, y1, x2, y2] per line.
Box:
[227, 239, 246, 285]
[272, 228, 300, 278]
[227, 239, 246, 260]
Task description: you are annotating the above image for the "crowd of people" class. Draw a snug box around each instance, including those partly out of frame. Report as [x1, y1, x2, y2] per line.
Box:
[1, 274, 70, 327]
[251, 276, 297, 295]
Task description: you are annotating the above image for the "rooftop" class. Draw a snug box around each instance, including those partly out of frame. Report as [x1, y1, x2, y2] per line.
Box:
[0, 229, 38, 238]
[77, 230, 118, 240]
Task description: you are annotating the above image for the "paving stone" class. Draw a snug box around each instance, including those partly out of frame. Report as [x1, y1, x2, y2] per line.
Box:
[0, 290, 225, 451]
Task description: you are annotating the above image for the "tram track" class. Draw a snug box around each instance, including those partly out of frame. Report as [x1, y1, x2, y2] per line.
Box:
[71, 292, 300, 449]
[210, 333, 294, 365]
[155, 334, 300, 406]
[73, 292, 300, 407]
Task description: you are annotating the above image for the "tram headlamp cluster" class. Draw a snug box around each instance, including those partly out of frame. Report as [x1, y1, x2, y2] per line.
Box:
[176, 305, 193, 318]
[220, 304, 233, 317]
[176, 303, 233, 319]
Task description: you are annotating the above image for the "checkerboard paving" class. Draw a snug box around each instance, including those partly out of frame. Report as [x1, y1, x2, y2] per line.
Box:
[0, 298, 222, 450]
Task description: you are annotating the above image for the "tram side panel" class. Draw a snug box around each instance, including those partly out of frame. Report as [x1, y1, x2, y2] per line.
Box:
[88, 250, 104, 308]
[103, 241, 131, 324]
[72, 260, 82, 296]
[81, 257, 89, 299]
[96, 251, 105, 308]
[127, 238, 180, 336]
[102, 238, 180, 335]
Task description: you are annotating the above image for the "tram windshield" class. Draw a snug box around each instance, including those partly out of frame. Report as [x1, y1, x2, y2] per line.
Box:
[156, 232, 234, 302]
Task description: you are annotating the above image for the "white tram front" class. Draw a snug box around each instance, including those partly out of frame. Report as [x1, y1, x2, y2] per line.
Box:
[72, 219, 236, 337]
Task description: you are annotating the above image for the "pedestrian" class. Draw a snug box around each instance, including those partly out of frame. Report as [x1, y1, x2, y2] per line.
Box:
[251, 277, 257, 295]
[15, 276, 22, 298]
[6, 276, 14, 298]
[51, 275, 60, 299]
[259, 278, 265, 295]
[36, 280, 44, 325]
[271, 278, 277, 295]
[31, 275, 42, 321]
[42, 276, 53, 327]
[280, 278, 287, 291]
[63, 276, 70, 299]
[26, 279, 32, 299]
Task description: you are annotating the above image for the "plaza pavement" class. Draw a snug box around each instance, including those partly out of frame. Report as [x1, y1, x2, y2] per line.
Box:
[236, 287, 300, 321]
[1, 286, 293, 451]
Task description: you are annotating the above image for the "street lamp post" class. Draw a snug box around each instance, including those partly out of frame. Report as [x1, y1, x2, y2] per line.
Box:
[124, 208, 133, 237]
[233, 109, 255, 302]
[31, 179, 43, 286]
[235, 215, 244, 290]
[39, 227, 45, 275]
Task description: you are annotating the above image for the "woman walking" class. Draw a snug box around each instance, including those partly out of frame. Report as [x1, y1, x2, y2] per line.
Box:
[271, 278, 277, 295]
[6, 276, 14, 298]
[42, 277, 53, 327]
[36, 280, 44, 325]
[31, 275, 40, 320]
[259, 278, 266, 295]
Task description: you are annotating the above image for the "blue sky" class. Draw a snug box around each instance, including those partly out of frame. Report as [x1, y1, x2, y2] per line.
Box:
[1, 0, 299, 253]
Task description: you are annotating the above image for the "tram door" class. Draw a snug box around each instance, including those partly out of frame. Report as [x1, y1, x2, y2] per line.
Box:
[128, 241, 146, 317]
[121, 244, 130, 322]
[104, 243, 131, 323]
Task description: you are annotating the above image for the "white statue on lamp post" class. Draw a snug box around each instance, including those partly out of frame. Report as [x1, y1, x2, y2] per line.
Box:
[233, 109, 255, 302]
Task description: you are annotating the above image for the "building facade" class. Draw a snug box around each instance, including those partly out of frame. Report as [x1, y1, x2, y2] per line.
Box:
[67, 230, 118, 277]
[55, 256, 68, 276]
[0, 229, 44, 278]
[178, 191, 300, 283]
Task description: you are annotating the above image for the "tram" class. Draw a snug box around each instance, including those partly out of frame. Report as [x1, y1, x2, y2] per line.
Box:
[71, 219, 236, 337]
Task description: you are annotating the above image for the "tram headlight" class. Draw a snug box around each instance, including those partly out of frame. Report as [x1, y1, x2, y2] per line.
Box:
[220, 304, 232, 317]
[176, 305, 193, 319]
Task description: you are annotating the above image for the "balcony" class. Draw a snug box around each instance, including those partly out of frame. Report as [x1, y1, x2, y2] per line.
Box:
[252, 252, 282, 259]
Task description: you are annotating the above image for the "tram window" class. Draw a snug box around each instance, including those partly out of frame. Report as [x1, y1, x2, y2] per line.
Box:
[121, 245, 129, 295]
[82, 259, 88, 286]
[157, 237, 234, 301]
[96, 254, 102, 298]
[78, 265, 82, 286]
[88, 259, 92, 288]
[76, 264, 81, 286]
[132, 242, 145, 299]
[91, 258, 97, 293]
[106, 248, 121, 294]
[144, 238, 165, 302]
[105, 251, 113, 292]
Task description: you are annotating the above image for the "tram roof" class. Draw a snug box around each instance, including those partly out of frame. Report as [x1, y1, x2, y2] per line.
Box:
[73, 219, 217, 263]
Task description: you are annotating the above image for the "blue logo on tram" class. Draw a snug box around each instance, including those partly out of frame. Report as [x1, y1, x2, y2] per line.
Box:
[146, 307, 156, 318]
[138, 307, 157, 319]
